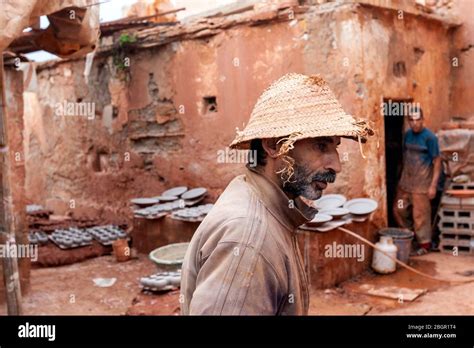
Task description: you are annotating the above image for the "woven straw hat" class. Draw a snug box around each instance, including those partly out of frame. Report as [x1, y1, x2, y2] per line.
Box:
[230, 73, 374, 149]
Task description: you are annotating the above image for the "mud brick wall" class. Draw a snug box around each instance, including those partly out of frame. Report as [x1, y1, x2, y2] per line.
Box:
[24, 3, 456, 287]
[448, 0, 474, 119]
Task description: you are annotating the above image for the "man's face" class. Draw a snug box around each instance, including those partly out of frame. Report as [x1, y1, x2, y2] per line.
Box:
[281, 136, 342, 200]
[408, 113, 424, 133]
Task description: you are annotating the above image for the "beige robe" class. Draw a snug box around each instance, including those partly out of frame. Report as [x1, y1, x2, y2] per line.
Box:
[181, 167, 316, 315]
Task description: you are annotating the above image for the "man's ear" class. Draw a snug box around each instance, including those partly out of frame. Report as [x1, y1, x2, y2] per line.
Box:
[261, 138, 281, 158]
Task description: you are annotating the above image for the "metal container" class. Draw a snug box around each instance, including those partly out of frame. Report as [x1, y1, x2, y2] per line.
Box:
[378, 228, 414, 264]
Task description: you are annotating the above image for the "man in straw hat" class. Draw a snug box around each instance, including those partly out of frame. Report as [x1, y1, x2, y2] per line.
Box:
[181, 73, 373, 315]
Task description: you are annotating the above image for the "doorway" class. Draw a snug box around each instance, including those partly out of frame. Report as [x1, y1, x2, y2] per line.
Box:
[383, 98, 411, 226]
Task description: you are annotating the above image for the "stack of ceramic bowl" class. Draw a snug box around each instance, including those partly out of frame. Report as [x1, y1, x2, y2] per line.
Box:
[171, 203, 214, 222]
[195, 203, 213, 215]
[301, 194, 378, 232]
[304, 212, 333, 227]
[130, 197, 160, 209]
[131, 197, 163, 218]
[28, 230, 49, 245]
[134, 186, 208, 218]
[302, 194, 347, 231]
[318, 207, 350, 219]
[140, 271, 182, 292]
[153, 186, 189, 203]
[50, 227, 93, 249]
[86, 225, 128, 246]
[302, 194, 377, 232]
[314, 194, 347, 211]
[181, 188, 207, 206]
[315, 195, 351, 231]
[133, 200, 182, 219]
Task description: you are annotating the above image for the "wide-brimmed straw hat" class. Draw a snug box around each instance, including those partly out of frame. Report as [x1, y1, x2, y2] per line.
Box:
[230, 73, 374, 149]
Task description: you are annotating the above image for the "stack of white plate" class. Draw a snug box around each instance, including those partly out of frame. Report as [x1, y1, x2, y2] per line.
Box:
[302, 195, 378, 232]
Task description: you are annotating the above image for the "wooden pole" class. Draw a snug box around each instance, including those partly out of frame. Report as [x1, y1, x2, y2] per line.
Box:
[0, 54, 23, 315]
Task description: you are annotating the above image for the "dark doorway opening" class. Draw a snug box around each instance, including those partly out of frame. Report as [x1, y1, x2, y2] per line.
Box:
[384, 98, 411, 226]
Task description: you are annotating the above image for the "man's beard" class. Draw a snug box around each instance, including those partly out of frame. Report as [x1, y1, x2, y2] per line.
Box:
[282, 161, 336, 200]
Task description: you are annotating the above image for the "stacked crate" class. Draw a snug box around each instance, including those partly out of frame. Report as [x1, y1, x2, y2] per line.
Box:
[438, 181, 474, 255]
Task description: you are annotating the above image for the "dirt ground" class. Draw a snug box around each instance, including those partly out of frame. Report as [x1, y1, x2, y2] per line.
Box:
[0, 254, 158, 315]
[309, 253, 474, 315]
[1, 252, 474, 315]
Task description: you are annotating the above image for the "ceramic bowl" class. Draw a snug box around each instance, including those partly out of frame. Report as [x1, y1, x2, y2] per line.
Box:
[38, 234, 49, 244]
[343, 198, 378, 215]
[151, 278, 169, 288]
[162, 186, 188, 197]
[154, 195, 178, 202]
[314, 194, 347, 210]
[319, 207, 350, 219]
[130, 198, 160, 206]
[140, 278, 155, 288]
[181, 187, 207, 200]
[306, 213, 333, 226]
[169, 276, 181, 287]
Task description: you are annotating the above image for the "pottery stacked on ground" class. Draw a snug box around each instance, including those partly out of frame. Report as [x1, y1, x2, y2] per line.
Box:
[140, 271, 182, 292]
[132, 186, 210, 219]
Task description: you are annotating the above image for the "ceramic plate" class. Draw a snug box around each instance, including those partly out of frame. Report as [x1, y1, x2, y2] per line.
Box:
[306, 213, 333, 226]
[184, 195, 205, 206]
[318, 207, 350, 218]
[162, 186, 188, 197]
[198, 204, 214, 214]
[181, 187, 207, 200]
[154, 195, 178, 202]
[130, 198, 160, 206]
[344, 198, 378, 215]
[315, 219, 349, 232]
[314, 194, 347, 210]
[349, 214, 368, 222]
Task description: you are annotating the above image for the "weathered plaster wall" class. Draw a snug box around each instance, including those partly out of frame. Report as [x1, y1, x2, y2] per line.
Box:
[449, 0, 474, 118]
[26, 12, 307, 221]
[24, 3, 453, 287]
[298, 4, 453, 287]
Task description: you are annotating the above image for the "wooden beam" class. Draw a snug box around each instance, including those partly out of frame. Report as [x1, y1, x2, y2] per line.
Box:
[0, 54, 23, 315]
[100, 7, 185, 26]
